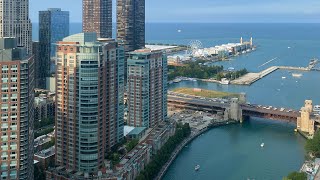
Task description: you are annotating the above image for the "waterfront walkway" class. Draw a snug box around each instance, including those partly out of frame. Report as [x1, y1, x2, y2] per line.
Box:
[154, 121, 237, 180]
[231, 65, 314, 85]
[231, 66, 278, 85]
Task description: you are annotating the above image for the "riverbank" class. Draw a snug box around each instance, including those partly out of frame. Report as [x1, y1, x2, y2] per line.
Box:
[155, 120, 238, 180]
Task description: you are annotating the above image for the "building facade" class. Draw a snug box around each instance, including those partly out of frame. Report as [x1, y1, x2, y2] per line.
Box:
[34, 96, 55, 123]
[39, 8, 69, 89]
[127, 49, 167, 128]
[297, 100, 316, 135]
[117, 0, 145, 52]
[53, 33, 124, 177]
[0, 0, 32, 54]
[83, 0, 112, 38]
[32, 41, 41, 88]
[117, 0, 145, 81]
[0, 38, 34, 180]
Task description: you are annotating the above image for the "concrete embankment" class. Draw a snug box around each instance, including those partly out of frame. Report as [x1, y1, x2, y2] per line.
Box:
[154, 120, 238, 180]
[231, 65, 312, 85]
[231, 66, 278, 85]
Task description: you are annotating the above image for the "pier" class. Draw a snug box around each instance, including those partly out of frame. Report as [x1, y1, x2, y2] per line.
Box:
[231, 59, 319, 85]
[231, 66, 278, 85]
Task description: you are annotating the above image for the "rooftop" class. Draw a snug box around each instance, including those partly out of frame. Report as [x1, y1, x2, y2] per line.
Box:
[124, 126, 135, 136]
[127, 127, 147, 136]
[34, 146, 55, 158]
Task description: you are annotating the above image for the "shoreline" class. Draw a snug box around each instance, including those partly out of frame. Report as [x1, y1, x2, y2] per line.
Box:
[155, 120, 238, 180]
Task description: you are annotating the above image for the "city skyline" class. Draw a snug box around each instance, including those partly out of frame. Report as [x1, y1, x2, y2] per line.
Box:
[30, 0, 320, 23]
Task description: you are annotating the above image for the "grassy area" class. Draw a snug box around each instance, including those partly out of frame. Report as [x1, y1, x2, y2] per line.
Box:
[172, 88, 238, 98]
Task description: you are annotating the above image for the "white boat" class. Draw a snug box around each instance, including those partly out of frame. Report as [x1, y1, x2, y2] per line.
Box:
[261, 143, 265, 147]
[195, 165, 200, 171]
[228, 67, 235, 71]
[314, 105, 320, 112]
[177, 29, 182, 33]
[173, 78, 182, 83]
[288, 47, 291, 49]
[220, 78, 230, 85]
[292, 73, 303, 78]
[282, 76, 286, 79]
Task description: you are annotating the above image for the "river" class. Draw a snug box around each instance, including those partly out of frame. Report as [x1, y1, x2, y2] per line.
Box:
[161, 23, 320, 179]
[162, 119, 306, 180]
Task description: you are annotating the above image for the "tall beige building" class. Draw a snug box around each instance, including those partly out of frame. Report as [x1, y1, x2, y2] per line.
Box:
[83, 0, 112, 38]
[0, 38, 34, 180]
[47, 33, 124, 179]
[127, 49, 167, 128]
[0, 0, 32, 54]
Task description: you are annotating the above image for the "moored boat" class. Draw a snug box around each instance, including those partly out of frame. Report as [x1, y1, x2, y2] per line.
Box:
[220, 78, 230, 85]
[195, 165, 200, 171]
[292, 73, 302, 78]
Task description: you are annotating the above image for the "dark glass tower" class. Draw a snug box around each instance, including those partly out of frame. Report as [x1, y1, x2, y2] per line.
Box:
[117, 0, 145, 52]
[39, 8, 69, 88]
[83, 0, 112, 38]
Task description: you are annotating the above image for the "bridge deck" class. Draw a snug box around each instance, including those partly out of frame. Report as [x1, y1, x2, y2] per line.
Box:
[168, 95, 299, 122]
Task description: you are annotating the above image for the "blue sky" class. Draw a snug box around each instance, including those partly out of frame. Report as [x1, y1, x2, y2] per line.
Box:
[30, 0, 320, 23]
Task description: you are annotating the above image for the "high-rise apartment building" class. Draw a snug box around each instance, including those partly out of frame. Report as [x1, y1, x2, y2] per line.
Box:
[127, 49, 167, 128]
[117, 0, 145, 52]
[0, 38, 34, 180]
[52, 33, 124, 177]
[0, 0, 32, 54]
[83, 0, 112, 38]
[117, 0, 145, 81]
[39, 8, 69, 89]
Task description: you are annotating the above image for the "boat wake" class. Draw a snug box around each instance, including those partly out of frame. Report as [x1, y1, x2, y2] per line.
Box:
[258, 57, 278, 68]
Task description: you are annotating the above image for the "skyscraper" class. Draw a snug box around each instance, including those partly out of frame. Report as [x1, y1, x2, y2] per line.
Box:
[127, 49, 167, 128]
[117, 0, 145, 52]
[117, 0, 145, 82]
[0, 38, 34, 180]
[39, 8, 69, 89]
[52, 33, 124, 178]
[0, 0, 32, 54]
[32, 41, 41, 88]
[83, 0, 112, 38]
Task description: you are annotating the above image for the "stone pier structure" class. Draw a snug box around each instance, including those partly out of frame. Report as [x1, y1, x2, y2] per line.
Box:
[297, 100, 316, 136]
[224, 98, 244, 122]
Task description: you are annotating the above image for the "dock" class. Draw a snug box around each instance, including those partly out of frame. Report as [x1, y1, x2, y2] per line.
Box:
[231, 59, 319, 85]
[231, 66, 278, 85]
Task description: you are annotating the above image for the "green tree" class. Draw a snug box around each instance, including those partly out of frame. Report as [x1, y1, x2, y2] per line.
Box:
[125, 139, 139, 152]
[34, 165, 45, 180]
[135, 123, 191, 180]
[284, 171, 307, 180]
[305, 130, 320, 157]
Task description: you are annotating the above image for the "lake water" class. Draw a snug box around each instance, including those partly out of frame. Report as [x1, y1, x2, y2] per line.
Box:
[158, 23, 318, 179]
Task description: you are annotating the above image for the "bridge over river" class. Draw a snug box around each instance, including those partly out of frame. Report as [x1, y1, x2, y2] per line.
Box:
[168, 95, 300, 123]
